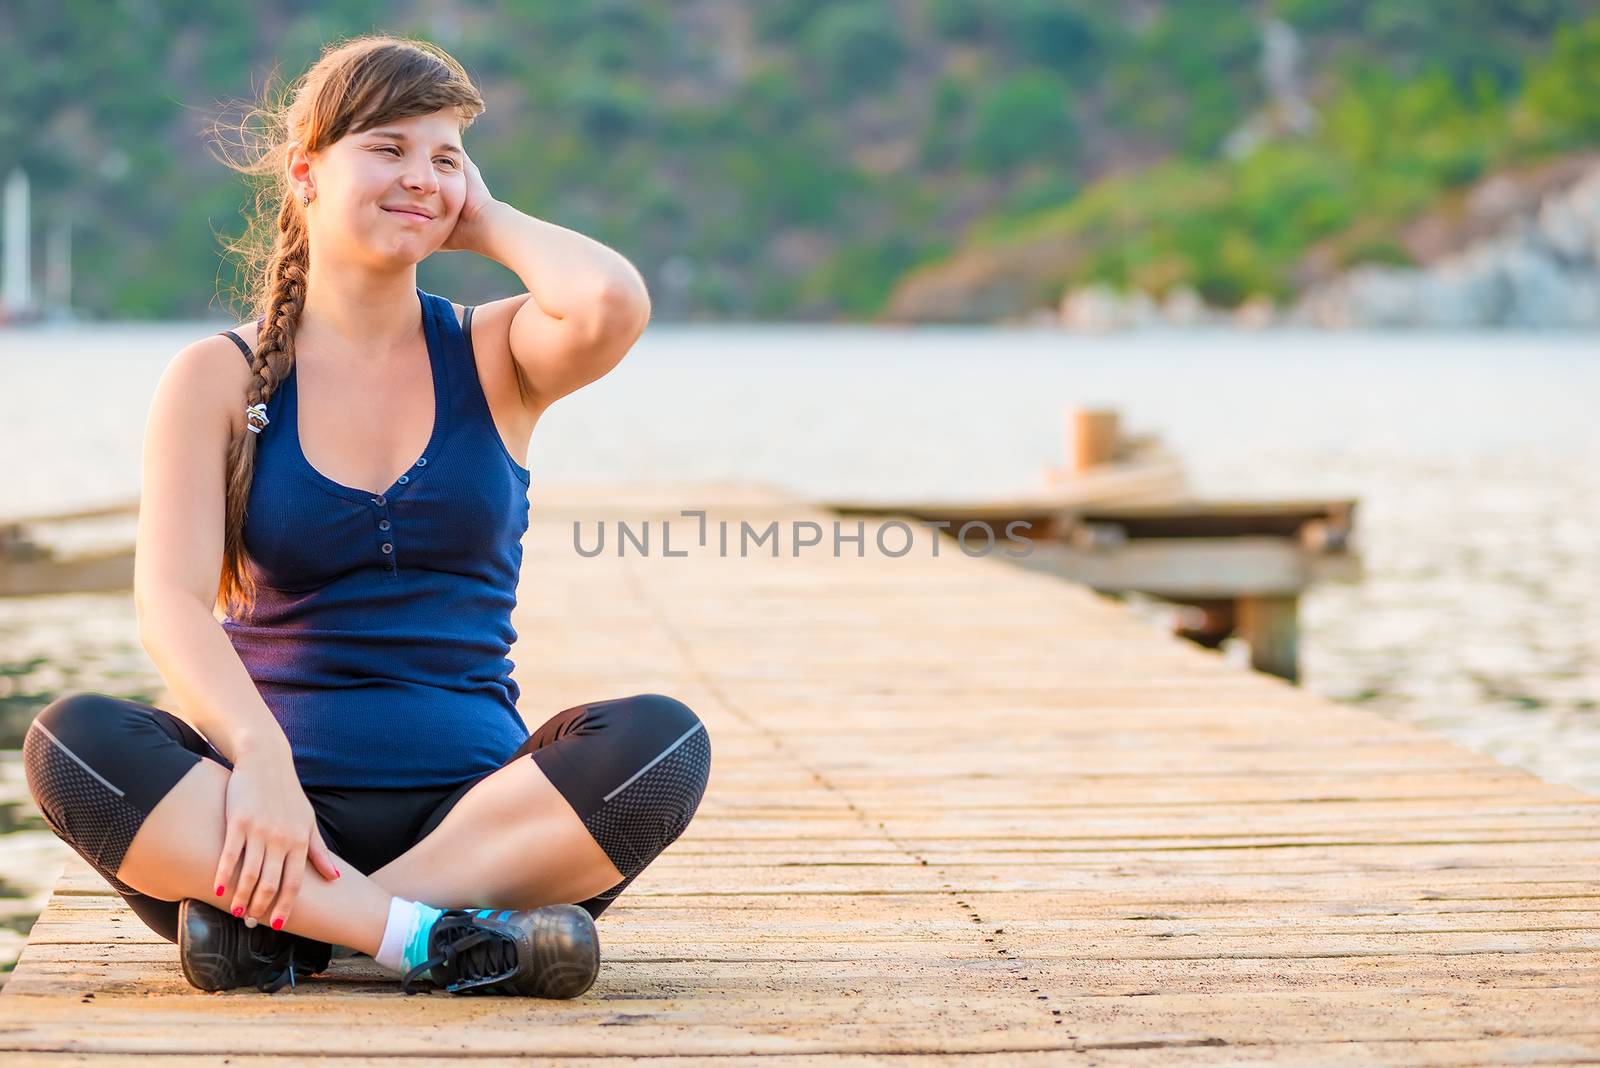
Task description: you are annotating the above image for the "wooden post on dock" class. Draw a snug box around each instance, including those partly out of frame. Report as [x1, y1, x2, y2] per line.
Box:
[1237, 594, 1300, 683]
[1070, 408, 1120, 472]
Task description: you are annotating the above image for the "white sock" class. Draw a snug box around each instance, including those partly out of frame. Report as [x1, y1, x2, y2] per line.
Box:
[372, 896, 444, 976]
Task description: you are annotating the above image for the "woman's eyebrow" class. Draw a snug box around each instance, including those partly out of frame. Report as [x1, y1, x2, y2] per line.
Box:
[366, 129, 463, 155]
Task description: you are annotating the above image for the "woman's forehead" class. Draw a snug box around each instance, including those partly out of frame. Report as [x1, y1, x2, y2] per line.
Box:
[357, 108, 462, 134]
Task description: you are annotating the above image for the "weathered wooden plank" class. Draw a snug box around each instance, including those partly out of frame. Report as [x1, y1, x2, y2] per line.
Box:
[3, 989, 1599, 1044]
[10, 955, 1600, 1002]
[2, 1049, 1599, 1068]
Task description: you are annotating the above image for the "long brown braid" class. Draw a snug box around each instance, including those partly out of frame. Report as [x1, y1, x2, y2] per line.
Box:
[206, 34, 484, 619]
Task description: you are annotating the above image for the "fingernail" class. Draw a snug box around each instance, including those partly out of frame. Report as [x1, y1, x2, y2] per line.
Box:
[232, 906, 244, 918]
[215, 884, 225, 897]
[334, 867, 342, 879]
[271, 917, 284, 931]
[244, 916, 258, 929]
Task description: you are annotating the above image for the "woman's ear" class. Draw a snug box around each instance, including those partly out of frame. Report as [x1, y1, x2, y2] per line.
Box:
[285, 141, 316, 202]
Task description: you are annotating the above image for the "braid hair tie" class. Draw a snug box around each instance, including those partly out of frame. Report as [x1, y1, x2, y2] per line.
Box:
[245, 402, 270, 434]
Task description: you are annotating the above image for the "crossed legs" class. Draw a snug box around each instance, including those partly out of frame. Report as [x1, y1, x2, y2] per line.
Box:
[370, 749, 629, 911]
[24, 692, 712, 956]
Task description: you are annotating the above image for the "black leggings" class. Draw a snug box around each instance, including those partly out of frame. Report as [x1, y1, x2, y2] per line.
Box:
[22, 691, 711, 943]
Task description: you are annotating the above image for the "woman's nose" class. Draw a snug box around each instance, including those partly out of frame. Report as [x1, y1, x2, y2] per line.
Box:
[401, 164, 439, 195]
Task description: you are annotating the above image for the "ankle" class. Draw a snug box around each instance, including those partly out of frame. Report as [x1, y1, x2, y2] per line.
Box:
[372, 896, 446, 976]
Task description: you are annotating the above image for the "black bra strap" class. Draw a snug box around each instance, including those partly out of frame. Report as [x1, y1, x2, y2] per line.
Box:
[218, 330, 252, 362]
[219, 316, 265, 363]
[461, 305, 476, 353]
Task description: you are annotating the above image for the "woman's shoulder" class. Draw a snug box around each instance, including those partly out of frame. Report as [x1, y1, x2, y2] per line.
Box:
[153, 324, 262, 442]
[216, 318, 261, 354]
[173, 320, 259, 375]
[188, 322, 258, 388]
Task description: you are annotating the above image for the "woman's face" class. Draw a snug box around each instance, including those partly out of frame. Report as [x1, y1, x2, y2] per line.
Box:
[296, 108, 466, 267]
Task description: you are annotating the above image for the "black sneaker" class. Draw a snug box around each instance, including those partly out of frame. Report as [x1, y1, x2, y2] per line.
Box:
[177, 897, 334, 993]
[400, 904, 600, 998]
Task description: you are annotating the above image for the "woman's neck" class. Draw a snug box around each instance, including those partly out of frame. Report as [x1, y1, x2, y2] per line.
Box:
[298, 257, 423, 360]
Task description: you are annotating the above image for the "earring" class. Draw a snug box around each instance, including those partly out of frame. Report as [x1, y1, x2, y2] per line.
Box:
[301, 193, 311, 205]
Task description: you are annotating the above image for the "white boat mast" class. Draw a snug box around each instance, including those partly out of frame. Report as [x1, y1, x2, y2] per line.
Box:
[2, 166, 33, 319]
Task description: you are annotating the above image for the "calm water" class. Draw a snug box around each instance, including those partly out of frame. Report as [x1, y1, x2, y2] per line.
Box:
[1, 320, 1597, 969]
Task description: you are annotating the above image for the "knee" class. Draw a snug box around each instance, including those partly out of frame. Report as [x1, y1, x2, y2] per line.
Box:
[629, 692, 704, 735]
[30, 690, 119, 739]
[22, 693, 156, 899]
[23, 692, 126, 807]
[26, 691, 122, 762]
[584, 695, 711, 878]
[637, 693, 711, 814]
[630, 693, 710, 773]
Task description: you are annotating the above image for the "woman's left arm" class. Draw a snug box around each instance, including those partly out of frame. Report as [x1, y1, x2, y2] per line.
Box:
[443, 158, 651, 408]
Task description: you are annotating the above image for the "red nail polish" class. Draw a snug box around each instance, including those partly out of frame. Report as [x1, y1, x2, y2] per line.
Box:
[271, 917, 284, 931]
[215, 885, 225, 897]
[232, 907, 244, 918]
[334, 867, 342, 879]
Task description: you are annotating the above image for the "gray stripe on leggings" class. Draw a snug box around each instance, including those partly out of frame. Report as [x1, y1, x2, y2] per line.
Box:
[28, 720, 127, 797]
[602, 721, 704, 803]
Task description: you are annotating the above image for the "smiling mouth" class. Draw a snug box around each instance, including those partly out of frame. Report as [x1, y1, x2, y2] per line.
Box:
[382, 207, 432, 223]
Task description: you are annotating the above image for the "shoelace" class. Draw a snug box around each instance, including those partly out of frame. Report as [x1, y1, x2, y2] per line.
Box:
[400, 913, 519, 995]
[249, 924, 317, 994]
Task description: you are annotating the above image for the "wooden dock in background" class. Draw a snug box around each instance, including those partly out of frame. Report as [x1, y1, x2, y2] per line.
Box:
[825, 408, 1365, 684]
[3, 481, 1598, 1063]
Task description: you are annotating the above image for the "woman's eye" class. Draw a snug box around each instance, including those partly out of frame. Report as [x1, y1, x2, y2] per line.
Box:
[373, 146, 454, 167]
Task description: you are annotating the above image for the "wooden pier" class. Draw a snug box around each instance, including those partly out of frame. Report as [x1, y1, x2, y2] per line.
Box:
[3, 481, 1598, 1063]
[823, 409, 1366, 684]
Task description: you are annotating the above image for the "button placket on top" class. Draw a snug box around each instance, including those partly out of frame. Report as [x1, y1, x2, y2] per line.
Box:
[369, 453, 435, 578]
[369, 492, 398, 579]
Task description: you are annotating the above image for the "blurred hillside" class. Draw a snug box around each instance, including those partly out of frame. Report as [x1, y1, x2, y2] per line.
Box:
[4, 0, 1600, 322]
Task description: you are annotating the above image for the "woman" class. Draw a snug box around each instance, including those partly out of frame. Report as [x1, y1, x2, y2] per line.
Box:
[22, 34, 711, 998]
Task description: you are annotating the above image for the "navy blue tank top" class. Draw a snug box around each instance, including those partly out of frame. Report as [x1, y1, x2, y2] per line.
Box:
[217, 288, 533, 789]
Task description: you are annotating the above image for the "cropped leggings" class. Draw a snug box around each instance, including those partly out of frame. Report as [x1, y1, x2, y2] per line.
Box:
[22, 691, 712, 944]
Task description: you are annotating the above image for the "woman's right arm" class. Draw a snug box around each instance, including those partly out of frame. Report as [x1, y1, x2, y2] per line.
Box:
[132, 336, 338, 928]
[133, 336, 285, 766]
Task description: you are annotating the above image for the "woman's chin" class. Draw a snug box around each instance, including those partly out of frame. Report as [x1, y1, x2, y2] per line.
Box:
[367, 240, 436, 267]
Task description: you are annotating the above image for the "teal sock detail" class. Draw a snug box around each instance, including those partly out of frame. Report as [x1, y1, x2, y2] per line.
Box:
[400, 903, 447, 974]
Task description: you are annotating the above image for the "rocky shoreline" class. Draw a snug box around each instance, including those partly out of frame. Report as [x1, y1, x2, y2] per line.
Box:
[1052, 156, 1600, 331]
